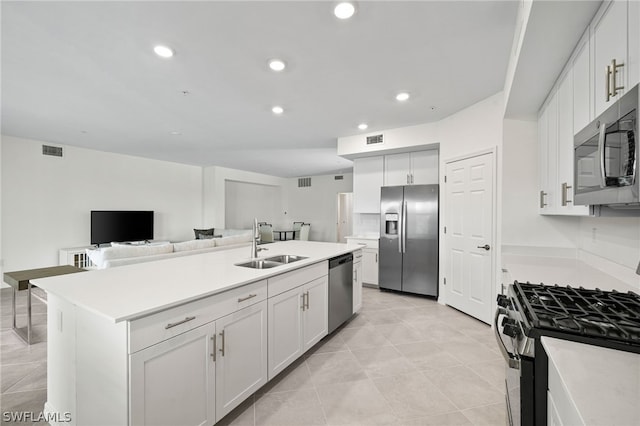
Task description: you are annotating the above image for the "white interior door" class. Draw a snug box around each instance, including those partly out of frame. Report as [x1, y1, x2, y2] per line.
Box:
[336, 192, 353, 243]
[444, 152, 494, 324]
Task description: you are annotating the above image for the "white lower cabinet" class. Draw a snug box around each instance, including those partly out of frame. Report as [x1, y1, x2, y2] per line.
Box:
[130, 323, 216, 426]
[267, 276, 328, 379]
[130, 301, 268, 426]
[214, 301, 268, 422]
[362, 248, 379, 285]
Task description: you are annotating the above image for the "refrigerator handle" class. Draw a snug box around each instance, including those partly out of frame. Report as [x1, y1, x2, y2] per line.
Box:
[402, 201, 407, 253]
[398, 209, 402, 254]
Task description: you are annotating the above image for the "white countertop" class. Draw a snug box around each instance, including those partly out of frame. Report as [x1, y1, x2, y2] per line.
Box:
[502, 253, 639, 294]
[345, 234, 379, 240]
[542, 337, 640, 425]
[33, 240, 360, 323]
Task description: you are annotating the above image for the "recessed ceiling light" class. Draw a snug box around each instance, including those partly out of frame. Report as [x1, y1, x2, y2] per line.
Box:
[153, 45, 174, 58]
[268, 59, 286, 72]
[396, 92, 410, 102]
[169, 131, 182, 135]
[358, 123, 368, 130]
[272, 106, 284, 115]
[334, 2, 356, 19]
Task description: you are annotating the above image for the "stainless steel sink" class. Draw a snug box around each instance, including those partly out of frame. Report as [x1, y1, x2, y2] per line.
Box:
[265, 255, 308, 264]
[235, 260, 283, 269]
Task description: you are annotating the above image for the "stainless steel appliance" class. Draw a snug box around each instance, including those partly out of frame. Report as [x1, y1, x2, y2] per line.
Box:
[495, 282, 640, 426]
[574, 83, 638, 206]
[328, 253, 353, 333]
[379, 184, 438, 297]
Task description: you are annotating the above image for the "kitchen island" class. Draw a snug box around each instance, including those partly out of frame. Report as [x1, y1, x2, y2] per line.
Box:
[33, 240, 362, 426]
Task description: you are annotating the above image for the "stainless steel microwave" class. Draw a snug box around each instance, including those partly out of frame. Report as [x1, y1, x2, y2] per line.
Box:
[574, 84, 638, 206]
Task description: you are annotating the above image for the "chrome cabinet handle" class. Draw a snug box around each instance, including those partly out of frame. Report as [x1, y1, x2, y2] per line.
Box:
[219, 330, 225, 357]
[477, 244, 490, 251]
[406, 174, 410, 184]
[561, 182, 573, 206]
[165, 316, 196, 329]
[354, 270, 358, 282]
[606, 64, 612, 102]
[301, 294, 306, 311]
[305, 291, 310, 310]
[539, 190, 547, 208]
[211, 336, 216, 362]
[611, 59, 624, 97]
[238, 293, 257, 303]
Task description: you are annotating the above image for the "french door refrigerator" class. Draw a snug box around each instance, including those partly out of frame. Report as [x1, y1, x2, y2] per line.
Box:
[379, 184, 439, 297]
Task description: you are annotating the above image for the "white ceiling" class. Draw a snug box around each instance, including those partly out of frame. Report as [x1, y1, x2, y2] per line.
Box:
[1, 1, 518, 178]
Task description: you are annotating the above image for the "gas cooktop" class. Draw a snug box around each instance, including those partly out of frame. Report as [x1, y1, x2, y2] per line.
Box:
[511, 281, 640, 352]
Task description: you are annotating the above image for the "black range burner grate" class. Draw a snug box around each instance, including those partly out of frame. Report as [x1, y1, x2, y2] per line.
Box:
[513, 281, 640, 343]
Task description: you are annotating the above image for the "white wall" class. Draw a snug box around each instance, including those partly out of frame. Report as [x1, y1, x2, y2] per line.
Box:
[1, 136, 203, 271]
[284, 173, 353, 242]
[224, 181, 283, 229]
[203, 166, 287, 229]
[502, 118, 580, 248]
[203, 166, 353, 242]
[340, 92, 506, 304]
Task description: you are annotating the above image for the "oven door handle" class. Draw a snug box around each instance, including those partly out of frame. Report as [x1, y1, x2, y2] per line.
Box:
[494, 307, 521, 369]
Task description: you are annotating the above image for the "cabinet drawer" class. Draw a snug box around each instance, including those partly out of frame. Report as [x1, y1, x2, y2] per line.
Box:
[129, 280, 267, 353]
[268, 261, 327, 297]
[353, 250, 363, 262]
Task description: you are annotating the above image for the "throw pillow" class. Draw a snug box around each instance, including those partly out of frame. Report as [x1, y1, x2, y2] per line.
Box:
[194, 228, 215, 239]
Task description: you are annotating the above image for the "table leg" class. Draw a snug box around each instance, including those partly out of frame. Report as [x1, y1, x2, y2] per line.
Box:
[27, 281, 32, 344]
[12, 287, 17, 329]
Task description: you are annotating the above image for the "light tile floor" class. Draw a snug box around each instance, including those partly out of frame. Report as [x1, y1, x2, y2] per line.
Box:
[0, 286, 506, 426]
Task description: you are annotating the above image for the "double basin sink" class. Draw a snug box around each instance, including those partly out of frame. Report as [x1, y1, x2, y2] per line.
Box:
[236, 255, 308, 269]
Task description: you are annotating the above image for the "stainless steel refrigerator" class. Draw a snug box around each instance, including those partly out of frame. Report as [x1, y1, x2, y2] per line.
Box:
[379, 184, 439, 297]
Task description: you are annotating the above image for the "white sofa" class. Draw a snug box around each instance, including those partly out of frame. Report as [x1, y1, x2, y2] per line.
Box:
[87, 233, 253, 269]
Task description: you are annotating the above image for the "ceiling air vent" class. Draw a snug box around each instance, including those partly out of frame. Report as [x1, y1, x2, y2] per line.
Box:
[42, 145, 63, 157]
[298, 177, 311, 188]
[334, 175, 344, 180]
[366, 134, 384, 145]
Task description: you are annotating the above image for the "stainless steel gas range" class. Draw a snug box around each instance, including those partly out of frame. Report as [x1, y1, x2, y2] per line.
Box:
[495, 282, 640, 426]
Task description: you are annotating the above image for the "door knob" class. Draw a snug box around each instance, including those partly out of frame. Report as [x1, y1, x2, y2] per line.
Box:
[477, 244, 490, 251]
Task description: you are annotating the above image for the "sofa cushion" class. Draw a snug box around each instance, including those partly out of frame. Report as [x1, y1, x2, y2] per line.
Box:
[217, 228, 252, 238]
[215, 234, 252, 246]
[88, 243, 174, 268]
[174, 238, 217, 252]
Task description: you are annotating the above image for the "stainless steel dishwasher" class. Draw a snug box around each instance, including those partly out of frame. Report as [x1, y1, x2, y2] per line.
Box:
[328, 253, 353, 333]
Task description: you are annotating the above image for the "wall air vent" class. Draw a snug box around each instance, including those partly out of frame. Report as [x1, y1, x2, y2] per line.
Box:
[366, 134, 384, 145]
[42, 145, 63, 157]
[298, 177, 311, 188]
[334, 175, 344, 180]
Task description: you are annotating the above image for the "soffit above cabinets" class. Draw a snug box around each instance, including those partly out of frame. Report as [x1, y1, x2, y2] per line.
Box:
[504, 0, 602, 119]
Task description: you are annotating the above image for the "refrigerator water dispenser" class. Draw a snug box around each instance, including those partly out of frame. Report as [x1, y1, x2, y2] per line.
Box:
[384, 213, 399, 235]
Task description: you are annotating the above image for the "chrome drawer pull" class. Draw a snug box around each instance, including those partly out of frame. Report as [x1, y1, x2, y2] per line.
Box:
[165, 316, 196, 329]
[237, 293, 257, 303]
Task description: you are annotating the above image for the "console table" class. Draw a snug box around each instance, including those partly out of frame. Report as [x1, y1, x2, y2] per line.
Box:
[4, 265, 85, 344]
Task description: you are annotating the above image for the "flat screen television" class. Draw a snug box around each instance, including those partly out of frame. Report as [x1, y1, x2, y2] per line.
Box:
[91, 210, 154, 245]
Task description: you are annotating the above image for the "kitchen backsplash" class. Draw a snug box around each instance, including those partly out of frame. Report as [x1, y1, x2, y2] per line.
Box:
[352, 213, 380, 236]
[579, 216, 640, 271]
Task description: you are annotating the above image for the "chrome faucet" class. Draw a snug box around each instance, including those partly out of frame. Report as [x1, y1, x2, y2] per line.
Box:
[251, 218, 267, 259]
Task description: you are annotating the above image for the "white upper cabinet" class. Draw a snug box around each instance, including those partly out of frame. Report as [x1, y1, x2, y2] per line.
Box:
[538, 93, 557, 214]
[557, 71, 590, 216]
[573, 30, 591, 134]
[593, 0, 629, 117]
[353, 156, 384, 213]
[384, 150, 438, 186]
[384, 153, 412, 185]
[630, 0, 640, 89]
